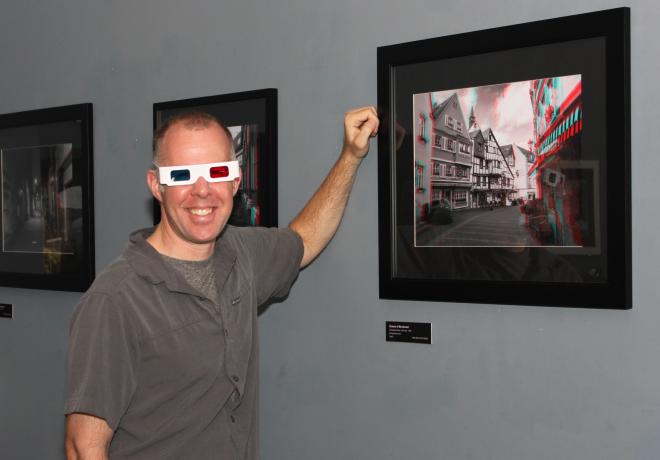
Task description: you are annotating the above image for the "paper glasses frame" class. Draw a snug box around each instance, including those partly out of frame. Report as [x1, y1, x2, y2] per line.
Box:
[157, 161, 240, 186]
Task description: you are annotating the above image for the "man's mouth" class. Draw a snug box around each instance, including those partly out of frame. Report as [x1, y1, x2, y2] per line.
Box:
[188, 208, 213, 216]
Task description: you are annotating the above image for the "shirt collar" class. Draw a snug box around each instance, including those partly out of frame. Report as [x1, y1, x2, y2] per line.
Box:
[124, 227, 237, 295]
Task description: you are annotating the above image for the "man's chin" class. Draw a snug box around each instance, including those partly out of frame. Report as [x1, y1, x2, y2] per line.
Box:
[186, 222, 230, 244]
[187, 230, 223, 245]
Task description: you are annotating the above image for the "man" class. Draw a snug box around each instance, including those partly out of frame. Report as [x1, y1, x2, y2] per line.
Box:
[64, 107, 379, 459]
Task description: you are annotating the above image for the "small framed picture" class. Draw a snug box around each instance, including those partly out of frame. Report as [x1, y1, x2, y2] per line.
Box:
[0, 103, 95, 291]
[377, 8, 631, 308]
[153, 89, 278, 227]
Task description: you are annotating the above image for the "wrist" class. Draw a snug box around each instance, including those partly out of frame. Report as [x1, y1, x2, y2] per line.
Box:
[340, 147, 366, 167]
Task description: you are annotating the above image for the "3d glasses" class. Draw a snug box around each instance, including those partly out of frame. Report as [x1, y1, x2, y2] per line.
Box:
[157, 161, 240, 186]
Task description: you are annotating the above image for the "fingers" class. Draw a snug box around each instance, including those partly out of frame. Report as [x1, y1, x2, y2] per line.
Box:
[346, 106, 377, 117]
[346, 106, 378, 123]
[346, 106, 379, 134]
[355, 116, 378, 147]
[343, 106, 380, 159]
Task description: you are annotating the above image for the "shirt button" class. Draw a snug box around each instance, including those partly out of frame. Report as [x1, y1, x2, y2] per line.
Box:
[224, 329, 229, 337]
[230, 415, 236, 423]
[232, 375, 240, 382]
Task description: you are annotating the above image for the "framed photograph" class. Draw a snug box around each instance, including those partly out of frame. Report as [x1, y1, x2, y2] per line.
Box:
[153, 88, 278, 227]
[0, 103, 95, 291]
[377, 8, 631, 308]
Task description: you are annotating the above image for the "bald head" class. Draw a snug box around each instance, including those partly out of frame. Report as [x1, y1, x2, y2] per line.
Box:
[153, 111, 236, 166]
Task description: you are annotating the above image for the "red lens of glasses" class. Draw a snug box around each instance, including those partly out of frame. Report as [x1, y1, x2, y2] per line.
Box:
[209, 166, 229, 178]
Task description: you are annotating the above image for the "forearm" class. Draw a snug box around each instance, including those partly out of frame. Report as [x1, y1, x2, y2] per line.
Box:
[289, 149, 363, 267]
[65, 441, 109, 460]
[65, 414, 112, 460]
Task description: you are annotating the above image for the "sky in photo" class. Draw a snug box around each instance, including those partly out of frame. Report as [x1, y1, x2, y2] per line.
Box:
[427, 75, 581, 148]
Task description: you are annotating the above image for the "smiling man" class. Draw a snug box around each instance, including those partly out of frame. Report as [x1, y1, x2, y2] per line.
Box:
[148, 116, 242, 260]
[64, 107, 379, 460]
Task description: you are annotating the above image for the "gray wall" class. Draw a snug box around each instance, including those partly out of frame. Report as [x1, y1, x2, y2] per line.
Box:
[0, 1, 657, 459]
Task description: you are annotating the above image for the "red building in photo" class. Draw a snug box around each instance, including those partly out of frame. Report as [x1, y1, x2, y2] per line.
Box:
[527, 75, 589, 246]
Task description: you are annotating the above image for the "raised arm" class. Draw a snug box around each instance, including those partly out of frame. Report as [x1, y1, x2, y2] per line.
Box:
[65, 413, 113, 460]
[289, 106, 379, 268]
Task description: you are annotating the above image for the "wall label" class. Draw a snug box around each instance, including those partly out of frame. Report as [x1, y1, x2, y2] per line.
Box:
[386, 321, 431, 344]
[0, 303, 13, 319]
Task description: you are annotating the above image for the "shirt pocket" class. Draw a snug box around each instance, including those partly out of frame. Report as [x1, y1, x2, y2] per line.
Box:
[138, 316, 224, 395]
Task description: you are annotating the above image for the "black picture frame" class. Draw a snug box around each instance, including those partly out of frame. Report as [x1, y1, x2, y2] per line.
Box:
[377, 8, 631, 308]
[153, 88, 278, 227]
[0, 103, 95, 292]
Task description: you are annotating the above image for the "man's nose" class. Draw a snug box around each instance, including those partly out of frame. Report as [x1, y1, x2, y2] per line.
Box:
[191, 176, 210, 196]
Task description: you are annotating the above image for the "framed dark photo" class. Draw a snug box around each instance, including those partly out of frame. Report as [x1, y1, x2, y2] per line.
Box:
[377, 8, 631, 308]
[0, 103, 95, 291]
[153, 88, 278, 227]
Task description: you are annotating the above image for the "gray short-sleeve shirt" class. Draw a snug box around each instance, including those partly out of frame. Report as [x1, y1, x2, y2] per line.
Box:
[65, 226, 303, 459]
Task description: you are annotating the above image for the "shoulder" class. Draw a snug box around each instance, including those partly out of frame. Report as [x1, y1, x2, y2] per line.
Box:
[82, 228, 162, 299]
[71, 254, 145, 326]
[220, 225, 302, 253]
[221, 224, 285, 241]
[85, 255, 136, 296]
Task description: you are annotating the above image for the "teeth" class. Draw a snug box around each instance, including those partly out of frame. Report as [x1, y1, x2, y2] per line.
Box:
[189, 208, 212, 216]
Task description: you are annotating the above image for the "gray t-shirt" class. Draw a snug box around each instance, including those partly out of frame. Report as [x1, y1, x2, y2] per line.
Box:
[65, 226, 303, 459]
[162, 254, 219, 305]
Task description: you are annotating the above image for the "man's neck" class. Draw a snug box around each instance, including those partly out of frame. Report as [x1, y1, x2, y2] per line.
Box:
[147, 225, 215, 261]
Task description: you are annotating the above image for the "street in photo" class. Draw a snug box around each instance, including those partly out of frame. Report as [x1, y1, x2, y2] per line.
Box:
[413, 75, 594, 249]
[1, 143, 80, 255]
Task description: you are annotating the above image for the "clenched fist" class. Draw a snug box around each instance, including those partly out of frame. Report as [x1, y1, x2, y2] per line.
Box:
[342, 106, 380, 160]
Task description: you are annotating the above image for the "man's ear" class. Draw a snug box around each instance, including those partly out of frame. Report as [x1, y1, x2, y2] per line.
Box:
[147, 169, 163, 202]
[232, 171, 242, 196]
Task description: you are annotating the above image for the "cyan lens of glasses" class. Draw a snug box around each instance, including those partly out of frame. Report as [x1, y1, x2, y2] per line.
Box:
[170, 169, 191, 182]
